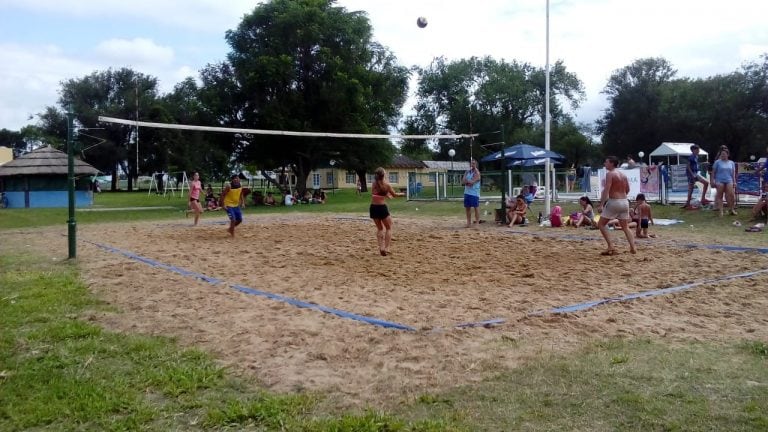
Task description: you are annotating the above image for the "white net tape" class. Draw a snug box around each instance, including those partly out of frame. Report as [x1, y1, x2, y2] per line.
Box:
[98, 116, 477, 140]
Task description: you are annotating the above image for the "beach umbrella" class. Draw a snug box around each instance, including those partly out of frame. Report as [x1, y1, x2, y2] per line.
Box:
[480, 143, 564, 164]
[507, 157, 565, 168]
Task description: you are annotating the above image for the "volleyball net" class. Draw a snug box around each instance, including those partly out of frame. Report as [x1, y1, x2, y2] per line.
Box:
[97, 116, 481, 200]
[97, 116, 478, 140]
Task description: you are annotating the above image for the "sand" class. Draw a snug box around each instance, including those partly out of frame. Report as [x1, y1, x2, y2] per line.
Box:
[10, 214, 768, 406]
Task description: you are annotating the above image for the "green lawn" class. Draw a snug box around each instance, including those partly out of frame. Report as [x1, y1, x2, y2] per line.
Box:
[1, 191, 767, 430]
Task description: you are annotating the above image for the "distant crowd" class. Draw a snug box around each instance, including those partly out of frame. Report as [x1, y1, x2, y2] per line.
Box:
[201, 185, 327, 212]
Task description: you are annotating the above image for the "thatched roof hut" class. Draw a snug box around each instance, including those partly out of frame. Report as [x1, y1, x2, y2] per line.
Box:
[0, 145, 98, 177]
[0, 145, 98, 208]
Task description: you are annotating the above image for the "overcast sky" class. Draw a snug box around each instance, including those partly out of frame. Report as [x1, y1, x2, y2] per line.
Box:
[1, 0, 767, 132]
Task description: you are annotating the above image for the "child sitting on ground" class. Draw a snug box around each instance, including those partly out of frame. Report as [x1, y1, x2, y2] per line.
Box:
[549, 205, 563, 227]
[633, 193, 655, 238]
[572, 196, 596, 228]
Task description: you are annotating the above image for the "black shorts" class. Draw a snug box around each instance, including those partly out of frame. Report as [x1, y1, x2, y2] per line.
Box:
[369, 204, 390, 220]
[640, 218, 649, 229]
[189, 197, 199, 202]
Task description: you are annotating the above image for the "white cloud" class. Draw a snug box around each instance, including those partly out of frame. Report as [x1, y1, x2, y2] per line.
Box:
[2, 0, 255, 33]
[94, 38, 174, 66]
[0, 43, 98, 127]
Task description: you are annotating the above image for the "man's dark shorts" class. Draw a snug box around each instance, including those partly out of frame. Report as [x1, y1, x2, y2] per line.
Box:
[463, 194, 479, 208]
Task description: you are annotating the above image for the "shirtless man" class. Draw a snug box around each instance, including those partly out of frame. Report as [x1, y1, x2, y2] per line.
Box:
[597, 156, 637, 255]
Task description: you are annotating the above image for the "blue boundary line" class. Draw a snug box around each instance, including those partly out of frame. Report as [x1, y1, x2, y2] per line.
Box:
[530, 268, 768, 315]
[86, 240, 416, 331]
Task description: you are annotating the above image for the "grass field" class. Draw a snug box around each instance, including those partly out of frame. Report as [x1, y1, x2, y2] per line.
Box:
[1, 191, 767, 431]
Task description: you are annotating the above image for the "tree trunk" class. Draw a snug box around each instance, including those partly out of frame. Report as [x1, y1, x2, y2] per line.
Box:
[356, 170, 368, 193]
[111, 163, 119, 191]
[295, 169, 309, 196]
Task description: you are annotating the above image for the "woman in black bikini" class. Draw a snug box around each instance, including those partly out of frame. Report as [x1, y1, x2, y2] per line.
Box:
[370, 167, 404, 256]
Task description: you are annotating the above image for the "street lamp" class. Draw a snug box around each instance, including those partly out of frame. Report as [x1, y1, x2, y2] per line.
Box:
[544, 0, 552, 216]
[448, 149, 456, 197]
[638, 151, 645, 165]
[329, 159, 336, 194]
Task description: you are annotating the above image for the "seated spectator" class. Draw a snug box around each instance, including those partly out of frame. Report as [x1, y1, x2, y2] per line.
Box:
[284, 193, 295, 206]
[606, 218, 638, 230]
[251, 190, 264, 206]
[752, 193, 767, 220]
[301, 190, 312, 204]
[264, 192, 276, 206]
[204, 185, 220, 211]
[606, 199, 639, 230]
[573, 196, 596, 228]
[507, 195, 528, 227]
[549, 205, 563, 227]
[312, 188, 327, 204]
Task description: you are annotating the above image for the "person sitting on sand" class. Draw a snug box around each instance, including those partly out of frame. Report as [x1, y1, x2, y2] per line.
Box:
[264, 192, 276, 206]
[573, 196, 596, 228]
[549, 205, 563, 227]
[507, 195, 528, 227]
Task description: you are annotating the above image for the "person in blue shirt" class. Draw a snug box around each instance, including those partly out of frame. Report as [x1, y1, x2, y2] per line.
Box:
[462, 159, 482, 227]
[684, 144, 711, 208]
[712, 147, 737, 216]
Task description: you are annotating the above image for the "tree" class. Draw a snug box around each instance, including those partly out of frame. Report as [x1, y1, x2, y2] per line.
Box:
[597, 57, 677, 158]
[200, 0, 410, 195]
[0, 129, 27, 157]
[159, 78, 232, 182]
[412, 56, 585, 162]
[600, 55, 768, 161]
[45, 68, 160, 191]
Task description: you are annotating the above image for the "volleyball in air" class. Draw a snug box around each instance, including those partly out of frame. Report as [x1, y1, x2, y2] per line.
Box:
[416, 16, 428, 28]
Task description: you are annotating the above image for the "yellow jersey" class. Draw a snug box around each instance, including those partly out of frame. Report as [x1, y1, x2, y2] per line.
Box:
[223, 185, 242, 208]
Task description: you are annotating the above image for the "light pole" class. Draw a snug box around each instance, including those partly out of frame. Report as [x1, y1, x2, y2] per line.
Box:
[134, 76, 140, 190]
[448, 148, 456, 198]
[544, 0, 552, 216]
[66, 109, 77, 259]
[638, 151, 645, 165]
[329, 159, 336, 194]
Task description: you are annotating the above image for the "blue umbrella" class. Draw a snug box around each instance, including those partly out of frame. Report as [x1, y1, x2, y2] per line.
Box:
[480, 143, 564, 163]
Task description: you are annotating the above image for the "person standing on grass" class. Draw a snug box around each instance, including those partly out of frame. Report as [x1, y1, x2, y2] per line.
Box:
[597, 156, 637, 256]
[712, 147, 737, 217]
[370, 167, 404, 256]
[684, 144, 710, 208]
[186, 172, 203, 226]
[220, 175, 244, 237]
[462, 159, 482, 227]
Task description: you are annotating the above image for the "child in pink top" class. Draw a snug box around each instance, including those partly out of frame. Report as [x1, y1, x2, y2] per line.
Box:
[549, 205, 563, 227]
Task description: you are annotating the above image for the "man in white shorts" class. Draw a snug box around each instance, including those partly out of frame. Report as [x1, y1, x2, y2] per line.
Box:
[597, 156, 637, 255]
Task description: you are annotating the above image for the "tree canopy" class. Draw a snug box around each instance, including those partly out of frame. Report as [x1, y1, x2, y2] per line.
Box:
[199, 0, 410, 193]
[405, 56, 588, 166]
[598, 56, 768, 160]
